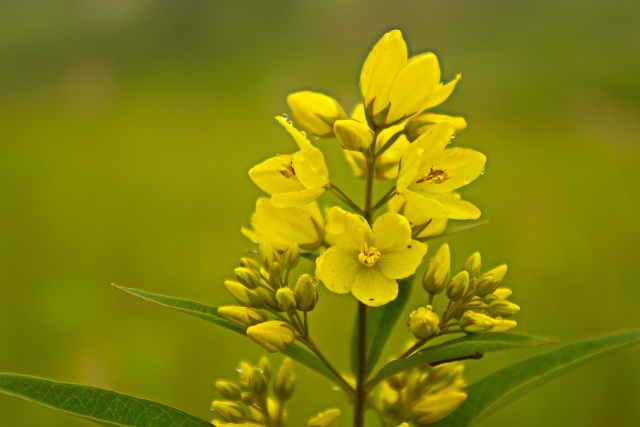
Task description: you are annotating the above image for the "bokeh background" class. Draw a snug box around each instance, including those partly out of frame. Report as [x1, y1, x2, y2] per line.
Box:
[1, 0, 639, 426]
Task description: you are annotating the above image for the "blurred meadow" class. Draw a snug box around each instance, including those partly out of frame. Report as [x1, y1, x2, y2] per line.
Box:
[1, 0, 639, 426]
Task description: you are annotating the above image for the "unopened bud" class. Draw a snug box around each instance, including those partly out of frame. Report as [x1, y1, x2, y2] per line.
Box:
[240, 391, 254, 405]
[259, 242, 281, 268]
[493, 288, 513, 300]
[387, 372, 408, 391]
[234, 267, 261, 290]
[274, 357, 295, 401]
[459, 311, 495, 334]
[268, 262, 283, 283]
[240, 257, 261, 272]
[276, 288, 297, 311]
[462, 252, 482, 277]
[408, 305, 440, 339]
[479, 264, 508, 294]
[474, 275, 494, 296]
[282, 242, 300, 270]
[491, 317, 517, 332]
[225, 280, 263, 308]
[258, 356, 271, 381]
[215, 380, 241, 401]
[218, 306, 266, 328]
[238, 362, 253, 390]
[246, 321, 295, 353]
[294, 274, 318, 311]
[334, 119, 375, 151]
[423, 244, 450, 295]
[305, 408, 341, 427]
[249, 367, 267, 396]
[487, 300, 520, 318]
[408, 390, 467, 424]
[446, 271, 469, 301]
[255, 287, 280, 311]
[211, 401, 246, 423]
[404, 113, 467, 142]
[287, 91, 347, 138]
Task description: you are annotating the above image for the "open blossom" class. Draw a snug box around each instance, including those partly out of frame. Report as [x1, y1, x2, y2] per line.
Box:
[249, 117, 330, 208]
[387, 195, 448, 239]
[316, 207, 427, 307]
[396, 121, 485, 219]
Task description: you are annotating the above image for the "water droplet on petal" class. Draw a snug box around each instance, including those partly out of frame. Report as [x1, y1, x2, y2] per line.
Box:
[288, 121, 293, 126]
[451, 134, 456, 139]
[301, 131, 306, 137]
[281, 113, 288, 120]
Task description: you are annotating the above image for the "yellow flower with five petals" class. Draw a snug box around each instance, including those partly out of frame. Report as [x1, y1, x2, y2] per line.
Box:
[249, 117, 330, 208]
[316, 207, 427, 307]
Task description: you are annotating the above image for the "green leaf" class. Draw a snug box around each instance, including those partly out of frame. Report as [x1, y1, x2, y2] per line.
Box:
[349, 276, 413, 376]
[368, 332, 556, 388]
[432, 330, 640, 426]
[0, 373, 211, 426]
[112, 284, 339, 385]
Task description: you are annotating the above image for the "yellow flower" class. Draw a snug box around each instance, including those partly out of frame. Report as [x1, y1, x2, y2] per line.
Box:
[287, 91, 347, 137]
[360, 30, 461, 127]
[387, 195, 447, 239]
[396, 122, 485, 219]
[241, 198, 324, 252]
[316, 207, 427, 307]
[249, 117, 330, 208]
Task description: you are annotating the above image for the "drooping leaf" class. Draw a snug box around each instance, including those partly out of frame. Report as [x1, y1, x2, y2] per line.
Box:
[112, 284, 339, 385]
[432, 330, 640, 426]
[0, 374, 211, 426]
[368, 332, 556, 388]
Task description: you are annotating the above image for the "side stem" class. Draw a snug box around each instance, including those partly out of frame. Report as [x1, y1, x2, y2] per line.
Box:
[354, 301, 368, 427]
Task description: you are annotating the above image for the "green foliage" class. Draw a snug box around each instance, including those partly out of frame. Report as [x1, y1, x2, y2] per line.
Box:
[0, 374, 210, 427]
[432, 330, 640, 426]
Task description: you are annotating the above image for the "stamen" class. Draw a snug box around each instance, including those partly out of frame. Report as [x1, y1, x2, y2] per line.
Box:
[358, 242, 382, 267]
[276, 162, 296, 178]
[416, 166, 452, 184]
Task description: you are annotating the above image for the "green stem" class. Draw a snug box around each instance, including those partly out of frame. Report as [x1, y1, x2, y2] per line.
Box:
[303, 337, 356, 399]
[375, 130, 403, 158]
[354, 301, 368, 427]
[411, 219, 433, 239]
[259, 395, 275, 427]
[303, 311, 309, 338]
[370, 185, 397, 215]
[329, 182, 364, 215]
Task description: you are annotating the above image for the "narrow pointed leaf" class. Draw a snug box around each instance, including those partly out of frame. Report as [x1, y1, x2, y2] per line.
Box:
[112, 284, 338, 385]
[419, 221, 489, 242]
[0, 374, 211, 426]
[432, 330, 640, 426]
[368, 332, 556, 388]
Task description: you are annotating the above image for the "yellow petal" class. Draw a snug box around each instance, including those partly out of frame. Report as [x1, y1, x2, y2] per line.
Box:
[334, 119, 374, 152]
[387, 53, 441, 124]
[287, 91, 346, 137]
[350, 103, 367, 122]
[405, 113, 467, 142]
[325, 206, 373, 251]
[397, 148, 423, 192]
[421, 73, 462, 110]
[377, 239, 427, 279]
[360, 30, 408, 118]
[343, 150, 366, 178]
[399, 188, 450, 218]
[406, 122, 454, 173]
[292, 146, 330, 189]
[431, 193, 481, 219]
[372, 212, 412, 253]
[271, 187, 327, 208]
[315, 246, 360, 294]
[413, 147, 486, 194]
[249, 154, 305, 195]
[387, 196, 448, 238]
[351, 268, 398, 307]
[276, 116, 311, 150]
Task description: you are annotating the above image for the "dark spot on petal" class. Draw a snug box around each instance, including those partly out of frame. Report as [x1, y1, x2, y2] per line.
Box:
[370, 298, 374, 301]
[407, 245, 412, 248]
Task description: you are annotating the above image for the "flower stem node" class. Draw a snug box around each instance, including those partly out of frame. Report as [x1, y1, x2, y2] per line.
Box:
[487, 300, 520, 318]
[287, 91, 347, 138]
[447, 271, 469, 301]
[460, 311, 495, 333]
[305, 408, 341, 427]
[462, 252, 482, 278]
[404, 113, 468, 142]
[274, 357, 295, 402]
[294, 274, 318, 311]
[234, 268, 261, 290]
[408, 305, 440, 339]
[246, 321, 295, 353]
[211, 401, 247, 423]
[334, 119, 375, 152]
[423, 243, 450, 295]
[407, 390, 467, 425]
[219, 306, 267, 328]
[215, 380, 242, 401]
[224, 281, 263, 308]
[282, 242, 300, 270]
[276, 288, 297, 311]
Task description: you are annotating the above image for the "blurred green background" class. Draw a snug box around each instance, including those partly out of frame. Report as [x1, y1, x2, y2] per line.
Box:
[1, 0, 639, 426]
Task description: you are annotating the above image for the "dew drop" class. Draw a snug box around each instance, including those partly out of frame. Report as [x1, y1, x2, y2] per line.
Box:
[281, 113, 288, 121]
[451, 134, 456, 139]
[332, 386, 339, 391]
[288, 120, 293, 126]
[235, 368, 242, 373]
[481, 168, 485, 175]
[301, 131, 306, 137]
[314, 136, 319, 140]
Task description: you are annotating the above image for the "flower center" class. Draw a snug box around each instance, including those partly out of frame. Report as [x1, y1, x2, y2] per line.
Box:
[276, 161, 296, 178]
[416, 167, 452, 184]
[358, 242, 381, 267]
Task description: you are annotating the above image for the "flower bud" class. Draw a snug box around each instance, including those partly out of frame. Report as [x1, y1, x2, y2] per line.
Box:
[479, 264, 508, 294]
[224, 280, 263, 308]
[474, 275, 494, 297]
[246, 321, 295, 353]
[249, 367, 267, 396]
[294, 274, 318, 311]
[238, 362, 253, 390]
[276, 288, 297, 311]
[493, 287, 513, 300]
[259, 242, 281, 268]
[211, 401, 246, 423]
[282, 242, 300, 270]
[268, 262, 283, 283]
[446, 271, 469, 301]
[408, 305, 440, 339]
[305, 408, 341, 427]
[334, 119, 375, 151]
[218, 306, 266, 328]
[462, 252, 482, 277]
[386, 371, 407, 391]
[273, 357, 295, 401]
[408, 390, 467, 425]
[240, 391, 255, 405]
[258, 356, 271, 381]
[240, 257, 261, 272]
[459, 311, 495, 334]
[423, 244, 450, 295]
[234, 267, 261, 290]
[255, 287, 280, 311]
[487, 300, 520, 318]
[491, 317, 517, 332]
[215, 380, 242, 401]
[287, 91, 347, 137]
[404, 113, 467, 142]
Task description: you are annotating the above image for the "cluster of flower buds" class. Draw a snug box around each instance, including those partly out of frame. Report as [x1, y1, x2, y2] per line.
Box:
[218, 241, 319, 353]
[415, 244, 520, 336]
[375, 362, 467, 426]
[211, 357, 295, 426]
